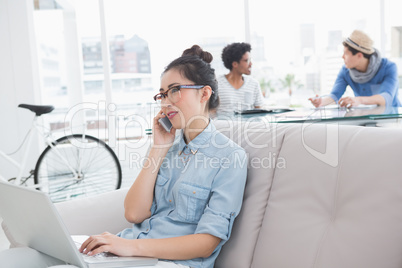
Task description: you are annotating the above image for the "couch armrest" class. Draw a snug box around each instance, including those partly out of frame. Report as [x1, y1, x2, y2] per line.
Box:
[55, 188, 131, 235]
[1, 221, 22, 248]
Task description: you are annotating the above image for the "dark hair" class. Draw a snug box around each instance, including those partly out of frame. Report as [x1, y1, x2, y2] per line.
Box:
[221, 42, 252, 70]
[343, 42, 371, 59]
[163, 45, 219, 111]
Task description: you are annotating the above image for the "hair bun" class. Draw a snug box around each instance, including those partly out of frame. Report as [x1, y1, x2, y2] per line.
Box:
[182, 45, 213, 63]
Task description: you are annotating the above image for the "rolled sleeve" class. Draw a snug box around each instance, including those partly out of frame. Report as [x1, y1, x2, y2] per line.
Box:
[328, 93, 339, 103]
[330, 67, 348, 102]
[195, 149, 248, 242]
[195, 207, 233, 241]
[379, 92, 392, 106]
[378, 62, 399, 106]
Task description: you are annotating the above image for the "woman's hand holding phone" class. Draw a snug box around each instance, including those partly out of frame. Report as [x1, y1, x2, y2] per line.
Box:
[152, 110, 176, 148]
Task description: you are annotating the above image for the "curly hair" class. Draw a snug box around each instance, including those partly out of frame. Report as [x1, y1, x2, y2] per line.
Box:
[221, 42, 251, 70]
[163, 45, 219, 111]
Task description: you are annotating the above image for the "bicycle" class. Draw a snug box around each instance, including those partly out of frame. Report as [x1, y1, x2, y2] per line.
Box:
[0, 104, 122, 202]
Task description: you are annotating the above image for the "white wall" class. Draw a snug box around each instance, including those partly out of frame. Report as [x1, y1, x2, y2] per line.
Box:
[0, 0, 42, 179]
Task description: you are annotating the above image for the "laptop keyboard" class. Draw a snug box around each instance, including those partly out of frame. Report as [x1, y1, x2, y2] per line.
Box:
[81, 252, 118, 260]
[74, 239, 118, 260]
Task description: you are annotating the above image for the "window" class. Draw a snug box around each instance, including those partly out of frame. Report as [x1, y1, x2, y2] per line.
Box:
[31, 0, 402, 185]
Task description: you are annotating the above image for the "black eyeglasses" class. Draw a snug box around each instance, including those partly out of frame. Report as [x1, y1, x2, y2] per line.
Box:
[153, 85, 206, 104]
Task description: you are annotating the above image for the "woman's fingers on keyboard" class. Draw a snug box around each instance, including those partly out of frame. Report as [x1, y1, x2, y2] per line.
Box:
[82, 233, 115, 255]
[87, 245, 109, 256]
[81, 235, 102, 254]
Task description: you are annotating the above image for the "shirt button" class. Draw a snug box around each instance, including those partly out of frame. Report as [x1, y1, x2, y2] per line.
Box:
[169, 200, 172, 202]
[146, 228, 149, 232]
[193, 191, 196, 194]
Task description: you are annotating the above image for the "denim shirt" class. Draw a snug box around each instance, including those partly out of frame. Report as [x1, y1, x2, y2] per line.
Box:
[118, 122, 248, 268]
[329, 58, 401, 107]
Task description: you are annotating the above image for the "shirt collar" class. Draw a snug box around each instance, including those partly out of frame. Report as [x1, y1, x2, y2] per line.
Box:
[178, 120, 215, 155]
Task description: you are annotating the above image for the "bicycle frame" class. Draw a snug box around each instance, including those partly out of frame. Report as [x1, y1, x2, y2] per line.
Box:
[0, 116, 81, 187]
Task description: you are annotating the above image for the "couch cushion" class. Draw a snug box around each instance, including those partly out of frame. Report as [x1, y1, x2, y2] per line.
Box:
[55, 188, 131, 235]
[214, 120, 288, 268]
[252, 123, 402, 268]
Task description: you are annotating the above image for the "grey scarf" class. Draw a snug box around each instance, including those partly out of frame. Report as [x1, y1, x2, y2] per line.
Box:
[349, 49, 382, 84]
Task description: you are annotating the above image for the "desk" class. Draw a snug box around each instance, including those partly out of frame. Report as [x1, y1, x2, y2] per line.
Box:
[215, 106, 402, 127]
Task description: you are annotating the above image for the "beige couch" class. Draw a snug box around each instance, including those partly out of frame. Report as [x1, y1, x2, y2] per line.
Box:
[3, 121, 402, 267]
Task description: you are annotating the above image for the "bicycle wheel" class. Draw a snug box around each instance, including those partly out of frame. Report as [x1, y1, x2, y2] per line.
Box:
[34, 134, 122, 202]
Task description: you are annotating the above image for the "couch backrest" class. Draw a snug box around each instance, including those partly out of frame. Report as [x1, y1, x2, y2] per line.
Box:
[214, 120, 287, 267]
[215, 121, 402, 268]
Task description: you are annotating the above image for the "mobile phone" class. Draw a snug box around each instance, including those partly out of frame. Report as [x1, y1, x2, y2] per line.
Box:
[158, 116, 172, 132]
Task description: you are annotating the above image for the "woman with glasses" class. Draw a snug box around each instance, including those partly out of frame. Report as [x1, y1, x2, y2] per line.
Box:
[0, 46, 247, 268]
[0, 45, 247, 268]
[78, 45, 248, 268]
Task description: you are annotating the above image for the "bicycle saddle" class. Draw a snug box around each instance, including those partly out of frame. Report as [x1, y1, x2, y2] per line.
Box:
[18, 104, 55, 116]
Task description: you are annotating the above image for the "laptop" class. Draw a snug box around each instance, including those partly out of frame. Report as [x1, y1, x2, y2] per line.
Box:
[0, 181, 158, 267]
